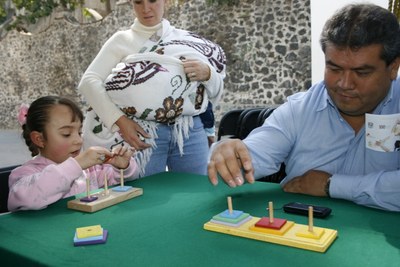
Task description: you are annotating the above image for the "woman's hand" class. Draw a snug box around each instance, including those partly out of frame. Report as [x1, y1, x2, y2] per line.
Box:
[182, 59, 211, 82]
[116, 116, 151, 150]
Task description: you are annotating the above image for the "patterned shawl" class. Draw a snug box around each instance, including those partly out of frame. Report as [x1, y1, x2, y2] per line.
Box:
[83, 20, 226, 176]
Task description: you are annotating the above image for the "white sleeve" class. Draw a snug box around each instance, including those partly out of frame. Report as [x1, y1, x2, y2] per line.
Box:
[78, 31, 135, 131]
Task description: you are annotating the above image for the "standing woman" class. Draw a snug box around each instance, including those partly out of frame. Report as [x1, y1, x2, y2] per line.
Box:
[78, 0, 226, 177]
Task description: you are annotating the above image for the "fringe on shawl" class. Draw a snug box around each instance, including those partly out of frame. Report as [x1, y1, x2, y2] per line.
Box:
[134, 115, 193, 177]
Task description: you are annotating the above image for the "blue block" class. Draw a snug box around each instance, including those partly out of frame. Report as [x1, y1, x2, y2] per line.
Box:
[219, 209, 243, 219]
[112, 185, 132, 192]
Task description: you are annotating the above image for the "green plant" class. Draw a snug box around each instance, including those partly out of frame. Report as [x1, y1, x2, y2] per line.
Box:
[0, 0, 113, 31]
[388, 0, 400, 20]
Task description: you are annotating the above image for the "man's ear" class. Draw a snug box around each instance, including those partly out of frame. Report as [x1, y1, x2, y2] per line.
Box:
[390, 57, 400, 80]
[30, 131, 44, 148]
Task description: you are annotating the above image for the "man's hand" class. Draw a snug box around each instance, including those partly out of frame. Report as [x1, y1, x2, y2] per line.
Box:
[283, 170, 331, 196]
[207, 139, 255, 187]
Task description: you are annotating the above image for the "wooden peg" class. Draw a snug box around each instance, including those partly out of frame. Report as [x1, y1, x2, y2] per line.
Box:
[120, 169, 124, 187]
[104, 174, 108, 195]
[308, 206, 314, 232]
[112, 169, 132, 192]
[227, 196, 233, 214]
[79, 177, 98, 203]
[268, 201, 274, 224]
[86, 178, 90, 198]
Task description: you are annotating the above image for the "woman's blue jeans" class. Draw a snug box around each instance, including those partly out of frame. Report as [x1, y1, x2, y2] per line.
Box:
[143, 116, 209, 176]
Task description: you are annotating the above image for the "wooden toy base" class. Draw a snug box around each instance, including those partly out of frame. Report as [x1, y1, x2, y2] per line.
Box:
[67, 187, 143, 213]
[204, 216, 337, 253]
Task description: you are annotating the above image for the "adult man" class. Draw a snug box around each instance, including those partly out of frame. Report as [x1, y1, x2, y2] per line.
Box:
[208, 3, 400, 211]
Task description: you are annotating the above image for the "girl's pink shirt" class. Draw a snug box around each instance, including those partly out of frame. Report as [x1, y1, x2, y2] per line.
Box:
[8, 155, 139, 211]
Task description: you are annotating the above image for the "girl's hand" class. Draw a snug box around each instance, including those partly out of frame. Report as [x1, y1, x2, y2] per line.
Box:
[75, 146, 114, 170]
[106, 144, 135, 169]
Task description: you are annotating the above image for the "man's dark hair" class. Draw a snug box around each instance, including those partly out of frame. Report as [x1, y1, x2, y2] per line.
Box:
[320, 4, 400, 65]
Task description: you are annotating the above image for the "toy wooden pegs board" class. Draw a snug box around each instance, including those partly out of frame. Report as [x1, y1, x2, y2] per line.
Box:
[67, 187, 143, 213]
[203, 198, 338, 253]
[67, 172, 143, 213]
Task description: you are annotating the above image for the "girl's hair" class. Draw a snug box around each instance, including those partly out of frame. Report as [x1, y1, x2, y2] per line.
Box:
[22, 96, 83, 156]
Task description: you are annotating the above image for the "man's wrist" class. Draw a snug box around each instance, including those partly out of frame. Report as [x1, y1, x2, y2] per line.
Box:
[324, 177, 331, 197]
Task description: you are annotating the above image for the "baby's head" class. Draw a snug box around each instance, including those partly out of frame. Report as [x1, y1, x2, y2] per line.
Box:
[21, 96, 83, 157]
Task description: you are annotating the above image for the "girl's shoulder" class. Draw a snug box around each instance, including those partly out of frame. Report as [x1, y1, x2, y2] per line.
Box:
[10, 156, 51, 176]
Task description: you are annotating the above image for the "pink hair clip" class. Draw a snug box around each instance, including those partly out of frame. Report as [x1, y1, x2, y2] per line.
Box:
[17, 103, 29, 126]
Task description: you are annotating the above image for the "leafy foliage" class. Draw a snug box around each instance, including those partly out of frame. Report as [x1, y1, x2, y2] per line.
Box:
[0, 0, 85, 31]
[0, 0, 240, 30]
[388, 0, 400, 20]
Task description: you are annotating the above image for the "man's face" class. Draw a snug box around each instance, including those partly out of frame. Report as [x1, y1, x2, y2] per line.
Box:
[324, 43, 399, 117]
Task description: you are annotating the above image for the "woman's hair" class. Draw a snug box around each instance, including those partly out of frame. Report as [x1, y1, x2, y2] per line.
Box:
[22, 96, 83, 156]
[320, 4, 400, 65]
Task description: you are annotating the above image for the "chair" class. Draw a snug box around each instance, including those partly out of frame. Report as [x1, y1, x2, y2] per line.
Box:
[217, 109, 244, 141]
[257, 107, 272, 126]
[257, 106, 278, 127]
[236, 108, 264, 139]
[256, 108, 269, 126]
[235, 108, 253, 134]
[257, 164, 286, 183]
[0, 165, 19, 213]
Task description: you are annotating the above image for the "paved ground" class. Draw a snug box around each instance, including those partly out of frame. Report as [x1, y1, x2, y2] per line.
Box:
[0, 130, 31, 169]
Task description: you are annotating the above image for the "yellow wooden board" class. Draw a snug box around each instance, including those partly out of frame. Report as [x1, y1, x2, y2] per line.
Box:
[204, 216, 337, 253]
[67, 187, 143, 213]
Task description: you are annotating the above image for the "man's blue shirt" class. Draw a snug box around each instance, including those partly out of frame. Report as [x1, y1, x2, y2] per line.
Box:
[245, 79, 400, 211]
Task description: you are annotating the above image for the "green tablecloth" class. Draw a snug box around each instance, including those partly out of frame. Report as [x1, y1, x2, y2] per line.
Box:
[0, 172, 399, 266]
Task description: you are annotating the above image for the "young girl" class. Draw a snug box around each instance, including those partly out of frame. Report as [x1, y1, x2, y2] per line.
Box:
[8, 96, 139, 211]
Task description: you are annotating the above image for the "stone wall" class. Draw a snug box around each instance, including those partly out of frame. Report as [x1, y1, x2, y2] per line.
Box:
[0, 0, 311, 130]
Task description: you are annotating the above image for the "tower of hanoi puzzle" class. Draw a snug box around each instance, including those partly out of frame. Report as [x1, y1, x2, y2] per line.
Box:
[204, 197, 337, 253]
[67, 170, 143, 213]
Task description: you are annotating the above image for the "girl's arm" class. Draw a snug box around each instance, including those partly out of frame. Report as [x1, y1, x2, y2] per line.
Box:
[8, 158, 83, 211]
